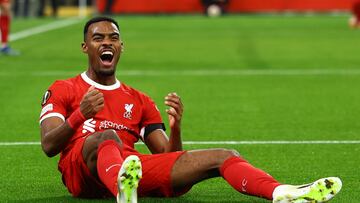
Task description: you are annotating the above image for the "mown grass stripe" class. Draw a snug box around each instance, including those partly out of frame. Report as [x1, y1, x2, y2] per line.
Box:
[3, 69, 360, 77]
[1, 140, 359, 146]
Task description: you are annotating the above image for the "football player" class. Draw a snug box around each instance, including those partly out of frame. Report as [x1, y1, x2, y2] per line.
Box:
[39, 16, 342, 203]
[350, 0, 360, 28]
[0, 0, 19, 55]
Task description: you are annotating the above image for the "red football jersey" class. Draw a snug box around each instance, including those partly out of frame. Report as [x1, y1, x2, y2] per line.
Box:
[40, 72, 163, 149]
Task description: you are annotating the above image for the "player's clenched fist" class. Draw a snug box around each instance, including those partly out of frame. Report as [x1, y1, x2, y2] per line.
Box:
[80, 86, 104, 118]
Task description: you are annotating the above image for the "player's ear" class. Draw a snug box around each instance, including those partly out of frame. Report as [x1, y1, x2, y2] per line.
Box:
[120, 41, 124, 53]
[81, 42, 88, 53]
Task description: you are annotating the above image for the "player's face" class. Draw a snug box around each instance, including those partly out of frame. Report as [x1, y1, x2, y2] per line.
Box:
[82, 21, 123, 76]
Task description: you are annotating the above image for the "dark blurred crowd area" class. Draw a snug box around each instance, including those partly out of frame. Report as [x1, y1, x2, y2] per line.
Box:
[12, 0, 93, 17]
[12, 0, 230, 18]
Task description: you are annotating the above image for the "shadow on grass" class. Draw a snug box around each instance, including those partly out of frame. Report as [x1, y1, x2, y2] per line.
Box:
[8, 196, 258, 203]
[8, 196, 113, 203]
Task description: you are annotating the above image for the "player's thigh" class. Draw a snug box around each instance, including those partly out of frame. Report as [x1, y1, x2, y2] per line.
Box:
[60, 138, 111, 198]
[136, 151, 186, 197]
[171, 148, 239, 188]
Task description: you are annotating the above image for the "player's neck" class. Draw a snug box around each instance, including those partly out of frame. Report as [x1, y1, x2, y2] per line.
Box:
[85, 70, 117, 86]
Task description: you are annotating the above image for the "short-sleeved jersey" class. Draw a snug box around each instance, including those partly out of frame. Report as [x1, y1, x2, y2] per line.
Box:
[39, 72, 163, 150]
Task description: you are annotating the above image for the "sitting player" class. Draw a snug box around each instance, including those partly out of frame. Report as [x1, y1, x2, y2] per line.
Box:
[349, 0, 360, 28]
[39, 16, 342, 203]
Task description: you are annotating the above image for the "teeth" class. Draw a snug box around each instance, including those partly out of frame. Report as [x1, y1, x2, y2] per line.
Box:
[102, 51, 113, 55]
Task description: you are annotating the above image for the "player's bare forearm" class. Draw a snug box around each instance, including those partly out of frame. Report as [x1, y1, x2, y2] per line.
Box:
[165, 92, 183, 152]
[168, 126, 182, 151]
[145, 129, 182, 153]
[40, 117, 75, 157]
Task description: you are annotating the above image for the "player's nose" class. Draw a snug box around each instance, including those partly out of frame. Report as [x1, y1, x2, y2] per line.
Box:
[101, 37, 113, 46]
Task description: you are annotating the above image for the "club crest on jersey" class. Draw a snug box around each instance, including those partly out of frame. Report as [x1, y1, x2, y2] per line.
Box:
[123, 104, 134, 120]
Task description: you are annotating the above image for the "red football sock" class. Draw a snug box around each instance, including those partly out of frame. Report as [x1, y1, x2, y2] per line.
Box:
[97, 140, 124, 197]
[0, 15, 10, 45]
[220, 156, 281, 200]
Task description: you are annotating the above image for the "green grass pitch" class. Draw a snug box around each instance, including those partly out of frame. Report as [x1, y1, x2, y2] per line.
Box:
[0, 14, 359, 202]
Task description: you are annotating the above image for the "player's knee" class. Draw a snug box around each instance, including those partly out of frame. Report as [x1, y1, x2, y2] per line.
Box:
[99, 129, 122, 144]
[82, 129, 122, 171]
[210, 149, 241, 168]
[209, 148, 240, 166]
[221, 148, 240, 158]
[84, 130, 122, 151]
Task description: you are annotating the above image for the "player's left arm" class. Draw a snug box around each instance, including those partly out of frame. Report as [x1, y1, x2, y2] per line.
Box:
[145, 93, 183, 153]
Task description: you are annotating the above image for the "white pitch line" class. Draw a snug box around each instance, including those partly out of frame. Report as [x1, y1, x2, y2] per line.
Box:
[0, 142, 40, 146]
[1, 140, 360, 146]
[10, 18, 82, 42]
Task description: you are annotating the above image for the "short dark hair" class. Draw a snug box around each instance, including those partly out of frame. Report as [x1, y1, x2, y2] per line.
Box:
[83, 16, 120, 41]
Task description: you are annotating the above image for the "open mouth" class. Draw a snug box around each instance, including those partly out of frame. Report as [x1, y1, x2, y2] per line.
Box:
[100, 51, 114, 65]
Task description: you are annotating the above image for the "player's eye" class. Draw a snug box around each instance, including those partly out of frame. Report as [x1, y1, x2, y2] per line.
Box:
[111, 36, 119, 41]
[93, 36, 103, 41]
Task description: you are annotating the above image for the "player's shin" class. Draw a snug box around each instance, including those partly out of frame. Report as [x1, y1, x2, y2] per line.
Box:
[97, 140, 124, 196]
[0, 15, 10, 45]
[220, 156, 280, 200]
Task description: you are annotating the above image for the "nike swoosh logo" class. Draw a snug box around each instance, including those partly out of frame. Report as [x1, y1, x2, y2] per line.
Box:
[105, 164, 122, 172]
[242, 179, 248, 186]
[241, 179, 248, 192]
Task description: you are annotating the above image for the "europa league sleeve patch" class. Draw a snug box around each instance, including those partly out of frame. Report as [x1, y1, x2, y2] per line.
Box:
[41, 90, 51, 106]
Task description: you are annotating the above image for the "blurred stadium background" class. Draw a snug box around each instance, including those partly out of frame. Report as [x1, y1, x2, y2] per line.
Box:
[10, 0, 360, 17]
[1, 0, 360, 202]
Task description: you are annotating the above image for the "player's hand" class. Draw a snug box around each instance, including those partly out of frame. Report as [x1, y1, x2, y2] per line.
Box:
[164, 92, 183, 130]
[80, 86, 104, 119]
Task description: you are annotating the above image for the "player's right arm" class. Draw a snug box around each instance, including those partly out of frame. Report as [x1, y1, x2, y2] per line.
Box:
[41, 117, 77, 157]
[40, 85, 104, 157]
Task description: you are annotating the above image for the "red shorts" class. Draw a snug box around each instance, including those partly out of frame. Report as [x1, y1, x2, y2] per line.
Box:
[58, 138, 190, 198]
[0, 0, 10, 4]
